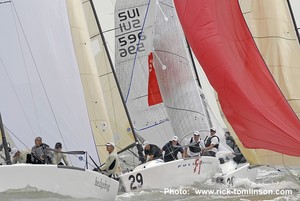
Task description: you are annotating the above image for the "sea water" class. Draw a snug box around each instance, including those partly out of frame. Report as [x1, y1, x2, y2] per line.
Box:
[0, 166, 299, 201]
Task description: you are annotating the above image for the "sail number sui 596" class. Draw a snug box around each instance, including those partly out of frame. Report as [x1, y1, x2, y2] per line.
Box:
[116, 8, 146, 58]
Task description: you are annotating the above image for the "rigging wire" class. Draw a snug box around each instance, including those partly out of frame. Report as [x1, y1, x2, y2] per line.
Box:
[282, 153, 300, 186]
[9, 1, 70, 163]
[156, 0, 168, 21]
[9, 2, 43, 137]
[124, 0, 151, 103]
[0, 1, 10, 4]
[284, 165, 300, 186]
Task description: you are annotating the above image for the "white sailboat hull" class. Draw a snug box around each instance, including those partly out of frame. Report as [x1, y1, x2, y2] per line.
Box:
[215, 163, 258, 185]
[119, 156, 219, 192]
[0, 164, 119, 200]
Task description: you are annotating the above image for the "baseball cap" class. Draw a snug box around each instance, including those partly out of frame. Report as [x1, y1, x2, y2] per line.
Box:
[210, 127, 216, 132]
[142, 141, 149, 148]
[55, 142, 62, 149]
[172, 136, 178, 141]
[105, 142, 115, 147]
[193, 131, 200, 136]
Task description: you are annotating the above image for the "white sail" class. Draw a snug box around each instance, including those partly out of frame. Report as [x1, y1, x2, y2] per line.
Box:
[152, 0, 211, 141]
[115, 0, 174, 146]
[0, 0, 101, 167]
[0, 0, 119, 199]
[117, 0, 254, 192]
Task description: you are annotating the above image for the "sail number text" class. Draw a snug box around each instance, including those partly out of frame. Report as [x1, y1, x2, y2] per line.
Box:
[117, 8, 146, 58]
[128, 173, 143, 190]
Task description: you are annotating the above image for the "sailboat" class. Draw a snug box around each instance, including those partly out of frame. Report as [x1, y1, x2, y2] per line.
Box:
[0, 0, 119, 199]
[174, 0, 300, 183]
[113, 0, 257, 192]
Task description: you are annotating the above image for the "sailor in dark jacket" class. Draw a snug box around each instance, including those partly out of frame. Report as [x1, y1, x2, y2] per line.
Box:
[162, 136, 184, 162]
[143, 141, 162, 162]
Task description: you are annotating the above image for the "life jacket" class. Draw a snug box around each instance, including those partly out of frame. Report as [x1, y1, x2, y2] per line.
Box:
[108, 159, 116, 170]
[205, 135, 220, 149]
[163, 141, 179, 162]
[189, 137, 201, 153]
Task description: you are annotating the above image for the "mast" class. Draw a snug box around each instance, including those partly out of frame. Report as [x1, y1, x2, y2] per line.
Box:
[0, 113, 12, 165]
[89, 0, 145, 162]
[185, 38, 213, 128]
[186, 38, 202, 89]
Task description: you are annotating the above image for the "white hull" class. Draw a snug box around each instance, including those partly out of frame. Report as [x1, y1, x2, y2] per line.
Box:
[0, 164, 119, 200]
[119, 156, 219, 192]
[215, 162, 258, 185]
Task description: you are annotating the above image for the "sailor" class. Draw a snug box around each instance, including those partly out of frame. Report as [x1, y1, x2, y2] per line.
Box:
[184, 131, 205, 157]
[10, 147, 31, 164]
[225, 131, 246, 163]
[203, 127, 219, 157]
[225, 131, 235, 150]
[162, 136, 184, 162]
[52, 142, 69, 166]
[99, 142, 120, 178]
[143, 141, 162, 162]
[31, 137, 52, 164]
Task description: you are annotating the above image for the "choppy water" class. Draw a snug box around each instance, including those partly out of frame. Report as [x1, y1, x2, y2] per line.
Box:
[0, 166, 299, 201]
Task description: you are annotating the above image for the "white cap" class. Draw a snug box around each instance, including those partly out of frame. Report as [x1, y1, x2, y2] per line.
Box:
[105, 142, 115, 147]
[142, 141, 149, 148]
[10, 147, 18, 157]
[193, 131, 200, 136]
[172, 136, 178, 141]
[210, 127, 216, 132]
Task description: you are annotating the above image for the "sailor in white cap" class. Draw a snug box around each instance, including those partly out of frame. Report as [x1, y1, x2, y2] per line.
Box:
[99, 142, 120, 177]
[162, 136, 184, 162]
[203, 127, 220, 157]
[184, 131, 205, 157]
[10, 147, 30, 164]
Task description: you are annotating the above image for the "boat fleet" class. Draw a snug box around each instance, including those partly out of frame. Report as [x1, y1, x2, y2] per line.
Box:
[0, 0, 300, 200]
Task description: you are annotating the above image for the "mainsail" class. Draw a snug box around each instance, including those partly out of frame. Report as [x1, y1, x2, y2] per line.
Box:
[174, 0, 300, 158]
[152, 0, 211, 139]
[115, 0, 174, 146]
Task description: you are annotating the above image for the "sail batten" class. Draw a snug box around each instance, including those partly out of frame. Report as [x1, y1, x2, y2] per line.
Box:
[174, 0, 300, 157]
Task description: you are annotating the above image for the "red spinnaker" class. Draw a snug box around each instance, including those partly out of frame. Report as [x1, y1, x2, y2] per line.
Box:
[148, 52, 163, 106]
[174, 0, 300, 156]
